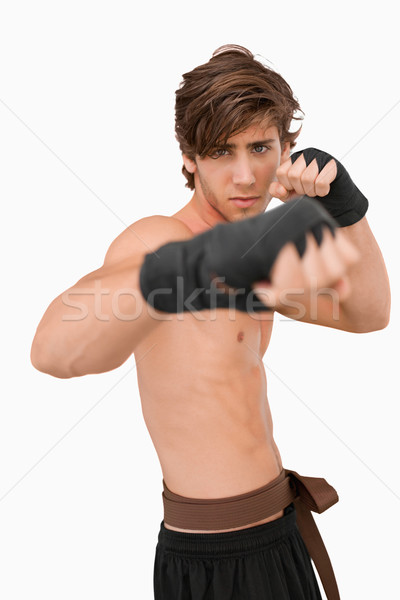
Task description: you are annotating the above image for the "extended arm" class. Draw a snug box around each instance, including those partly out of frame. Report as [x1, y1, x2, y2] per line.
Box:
[30, 216, 193, 378]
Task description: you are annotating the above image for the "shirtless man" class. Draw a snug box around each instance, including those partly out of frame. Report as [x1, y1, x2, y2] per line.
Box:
[30, 45, 391, 599]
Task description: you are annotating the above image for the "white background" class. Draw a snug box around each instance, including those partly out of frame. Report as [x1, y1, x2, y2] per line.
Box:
[1, 1, 399, 598]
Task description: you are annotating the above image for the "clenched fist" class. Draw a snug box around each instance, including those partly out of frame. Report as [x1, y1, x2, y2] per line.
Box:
[269, 148, 369, 227]
[251, 225, 360, 311]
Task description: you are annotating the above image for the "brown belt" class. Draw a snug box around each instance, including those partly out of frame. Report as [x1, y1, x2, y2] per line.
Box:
[162, 468, 340, 600]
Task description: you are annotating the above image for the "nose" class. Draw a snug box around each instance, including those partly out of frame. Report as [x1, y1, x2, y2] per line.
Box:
[231, 156, 256, 187]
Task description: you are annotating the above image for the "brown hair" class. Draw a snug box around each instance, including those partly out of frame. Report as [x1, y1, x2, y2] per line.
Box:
[175, 44, 304, 190]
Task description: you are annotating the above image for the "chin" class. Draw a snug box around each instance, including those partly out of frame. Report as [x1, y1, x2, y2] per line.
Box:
[230, 209, 259, 223]
[242, 203, 268, 218]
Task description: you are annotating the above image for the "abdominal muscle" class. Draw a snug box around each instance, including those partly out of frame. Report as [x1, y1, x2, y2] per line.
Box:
[134, 308, 283, 533]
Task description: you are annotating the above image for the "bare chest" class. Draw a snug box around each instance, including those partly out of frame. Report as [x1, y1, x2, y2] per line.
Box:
[133, 308, 274, 372]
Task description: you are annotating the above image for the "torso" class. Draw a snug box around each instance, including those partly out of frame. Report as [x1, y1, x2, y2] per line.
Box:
[133, 210, 284, 532]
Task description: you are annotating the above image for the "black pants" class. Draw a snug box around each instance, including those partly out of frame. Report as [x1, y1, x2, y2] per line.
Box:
[153, 503, 322, 599]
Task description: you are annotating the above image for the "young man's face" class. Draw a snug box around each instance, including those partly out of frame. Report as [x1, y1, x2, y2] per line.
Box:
[183, 122, 291, 223]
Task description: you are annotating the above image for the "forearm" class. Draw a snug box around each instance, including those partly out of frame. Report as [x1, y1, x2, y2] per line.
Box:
[338, 217, 391, 330]
[30, 257, 165, 378]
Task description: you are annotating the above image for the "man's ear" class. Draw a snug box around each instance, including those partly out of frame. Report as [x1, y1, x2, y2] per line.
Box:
[279, 142, 291, 165]
[182, 153, 197, 174]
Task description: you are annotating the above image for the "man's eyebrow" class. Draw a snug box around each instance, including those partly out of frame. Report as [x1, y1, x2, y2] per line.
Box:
[216, 138, 277, 149]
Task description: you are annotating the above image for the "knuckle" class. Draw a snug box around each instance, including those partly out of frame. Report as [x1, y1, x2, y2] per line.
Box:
[300, 172, 315, 186]
[287, 164, 300, 177]
[320, 226, 335, 245]
[316, 183, 330, 196]
[304, 232, 319, 252]
[276, 164, 286, 177]
[325, 259, 347, 282]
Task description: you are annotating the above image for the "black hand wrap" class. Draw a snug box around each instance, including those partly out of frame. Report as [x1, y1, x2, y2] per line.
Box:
[290, 147, 368, 227]
[139, 197, 338, 314]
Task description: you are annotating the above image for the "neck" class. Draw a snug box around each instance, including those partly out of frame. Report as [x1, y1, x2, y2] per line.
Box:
[182, 192, 229, 231]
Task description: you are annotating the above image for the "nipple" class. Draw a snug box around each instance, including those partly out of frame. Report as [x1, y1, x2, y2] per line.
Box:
[237, 331, 244, 342]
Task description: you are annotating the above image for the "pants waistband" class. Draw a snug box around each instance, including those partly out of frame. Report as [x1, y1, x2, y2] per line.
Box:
[158, 503, 296, 557]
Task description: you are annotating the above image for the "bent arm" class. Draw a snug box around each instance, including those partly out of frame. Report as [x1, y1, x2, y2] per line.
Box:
[333, 217, 391, 330]
[273, 217, 390, 333]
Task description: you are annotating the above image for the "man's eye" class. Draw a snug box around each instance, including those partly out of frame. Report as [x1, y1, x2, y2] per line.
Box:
[253, 145, 271, 153]
[210, 148, 228, 158]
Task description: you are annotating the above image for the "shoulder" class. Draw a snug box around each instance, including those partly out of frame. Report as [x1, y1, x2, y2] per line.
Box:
[103, 215, 193, 266]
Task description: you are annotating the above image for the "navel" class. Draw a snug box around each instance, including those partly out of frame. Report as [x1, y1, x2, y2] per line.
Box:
[237, 331, 244, 342]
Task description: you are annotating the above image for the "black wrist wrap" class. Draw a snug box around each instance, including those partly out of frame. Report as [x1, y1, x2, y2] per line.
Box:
[139, 197, 338, 314]
[290, 147, 369, 227]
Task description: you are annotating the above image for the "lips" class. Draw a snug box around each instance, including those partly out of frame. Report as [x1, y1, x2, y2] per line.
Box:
[229, 196, 260, 201]
[230, 196, 260, 208]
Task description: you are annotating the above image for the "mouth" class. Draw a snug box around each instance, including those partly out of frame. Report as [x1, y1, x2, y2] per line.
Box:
[229, 196, 260, 208]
